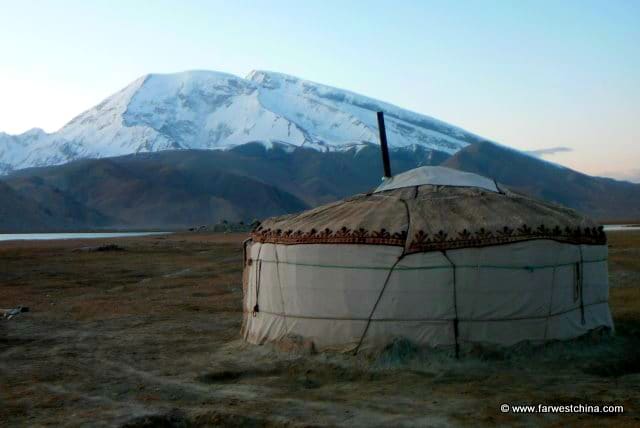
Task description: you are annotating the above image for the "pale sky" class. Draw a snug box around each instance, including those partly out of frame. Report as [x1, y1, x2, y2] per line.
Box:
[0, 0, 638, 181]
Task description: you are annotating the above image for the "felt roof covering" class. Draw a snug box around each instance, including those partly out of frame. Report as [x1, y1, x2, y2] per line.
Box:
[252, 167, 605, 253]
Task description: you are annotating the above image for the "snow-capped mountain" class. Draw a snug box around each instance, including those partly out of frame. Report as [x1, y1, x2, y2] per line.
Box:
[0, 70, 485, 174]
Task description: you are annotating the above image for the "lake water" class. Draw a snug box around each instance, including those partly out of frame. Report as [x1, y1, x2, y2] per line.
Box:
[603, 224, 640, 232]
[0, 232, 171, 242]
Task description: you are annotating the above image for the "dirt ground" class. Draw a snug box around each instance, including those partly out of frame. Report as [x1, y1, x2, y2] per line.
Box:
[1, 231, 639, 427]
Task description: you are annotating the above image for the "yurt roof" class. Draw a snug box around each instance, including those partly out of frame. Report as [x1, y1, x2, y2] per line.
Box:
[374, 166, 499, 193]
[252, 166, 605, 253]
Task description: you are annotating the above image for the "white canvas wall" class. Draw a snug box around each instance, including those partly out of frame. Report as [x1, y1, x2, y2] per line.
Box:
[242, 240, 612, 352]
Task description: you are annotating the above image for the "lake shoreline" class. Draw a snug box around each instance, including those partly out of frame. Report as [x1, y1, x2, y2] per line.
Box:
[2, 224, 639, 242]
[0, 231, 173, 242]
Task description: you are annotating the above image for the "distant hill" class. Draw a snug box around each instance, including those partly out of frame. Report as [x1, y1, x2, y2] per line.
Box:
[443, 141, 640, 220]
[0, 181, 89, 232]
[1, 141, 638, 232]
[2, 149, 310, 231]
[0, 144, 444, 231]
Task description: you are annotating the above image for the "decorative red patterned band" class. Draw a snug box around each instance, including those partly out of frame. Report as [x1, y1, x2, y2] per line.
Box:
[251, 224, 606, 252]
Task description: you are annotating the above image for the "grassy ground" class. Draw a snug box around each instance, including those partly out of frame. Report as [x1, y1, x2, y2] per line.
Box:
[1, 232, 639, 427]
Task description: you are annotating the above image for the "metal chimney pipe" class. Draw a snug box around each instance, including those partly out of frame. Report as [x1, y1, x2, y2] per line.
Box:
[377, 111, 392, 178]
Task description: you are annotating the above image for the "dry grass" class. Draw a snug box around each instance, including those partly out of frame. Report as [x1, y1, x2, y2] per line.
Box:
[1, 231, 639, 427]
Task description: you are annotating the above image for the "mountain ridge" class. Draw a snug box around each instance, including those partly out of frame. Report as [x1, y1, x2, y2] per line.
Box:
[0, 70, 483, 174]
[443, 141, 640, 219]
[2, 141, 639, 233]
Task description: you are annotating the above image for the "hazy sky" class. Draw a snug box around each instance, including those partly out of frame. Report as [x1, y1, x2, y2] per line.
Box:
[1, 0, 638, 181]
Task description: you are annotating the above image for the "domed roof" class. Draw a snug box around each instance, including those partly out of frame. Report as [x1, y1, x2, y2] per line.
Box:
[252, 166, 605, 253]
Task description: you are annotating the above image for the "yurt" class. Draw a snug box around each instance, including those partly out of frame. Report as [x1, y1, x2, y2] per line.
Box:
[241, 117, 613, 354]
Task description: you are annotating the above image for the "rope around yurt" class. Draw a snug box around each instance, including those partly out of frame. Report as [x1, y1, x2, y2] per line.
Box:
[352, 197, 412, 355]
[578, 246, 585, 325]
[441, 251, 460, 359]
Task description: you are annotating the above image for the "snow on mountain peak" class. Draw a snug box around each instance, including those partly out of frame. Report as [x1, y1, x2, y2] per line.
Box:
[0, 69, 486, 174]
